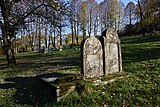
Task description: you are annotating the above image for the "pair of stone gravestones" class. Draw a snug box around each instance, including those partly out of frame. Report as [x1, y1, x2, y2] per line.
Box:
[82, 28, 122, 78]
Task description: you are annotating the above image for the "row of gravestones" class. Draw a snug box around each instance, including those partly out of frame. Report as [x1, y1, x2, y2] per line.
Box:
[82, 28, 122, 78]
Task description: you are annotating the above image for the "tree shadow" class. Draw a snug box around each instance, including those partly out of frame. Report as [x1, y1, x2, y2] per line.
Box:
[122, 47, 160, 64]
[0, 64, 8, 70]
[0, 49, 81, 72]
[121, 36, 160, 65]
[14, 57, 81, 73]
[0, 73, 75, 106]
[121, 36, 160, 45]
[0, 55, 81, 75]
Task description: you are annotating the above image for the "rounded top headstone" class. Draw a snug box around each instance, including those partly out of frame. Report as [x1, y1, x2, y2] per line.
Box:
[84, 36, 102, 54]
[83, 36, 103, 78]
[102, 28, 120, 43]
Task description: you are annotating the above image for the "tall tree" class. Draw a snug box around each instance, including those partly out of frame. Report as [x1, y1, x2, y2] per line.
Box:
[38, 17, 41, 52]
[124, 2, 135, 26]
[117, 0, 125, 32]
[99, 0, 117, 31]
[68, 0, 75, 44]
[79, 1, 87, 39]
[70, 0, 82, 44]
[0, 0, 67, 65]
[93, 4, 100, 36]
[86, 0, 97, 37]
[44, 7, 48, 53]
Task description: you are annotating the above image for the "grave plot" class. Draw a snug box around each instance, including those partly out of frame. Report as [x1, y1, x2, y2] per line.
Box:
[36, 73, 80, 102]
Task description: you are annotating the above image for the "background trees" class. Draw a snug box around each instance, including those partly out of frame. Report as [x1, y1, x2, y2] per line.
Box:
[0, 0, 159, 65]
[124, 2, 135, 35]
[0, 0, 66, 65]
[124, 2, 135, 26]
[121, 0, 159, 36]
[79, 1, 87, 40]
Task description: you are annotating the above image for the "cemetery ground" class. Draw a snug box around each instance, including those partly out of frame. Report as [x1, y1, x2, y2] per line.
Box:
[0, 35, 160, 106]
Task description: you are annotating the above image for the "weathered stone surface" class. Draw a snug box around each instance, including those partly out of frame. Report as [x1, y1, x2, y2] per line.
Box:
[59, 45, 63, 51]
[83, 36, 103, 78]
[102, 28, 122, 74]
[37, 73, 79, 102]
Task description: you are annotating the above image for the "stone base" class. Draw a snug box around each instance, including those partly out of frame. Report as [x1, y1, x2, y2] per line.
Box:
[36, 73, 80, 102]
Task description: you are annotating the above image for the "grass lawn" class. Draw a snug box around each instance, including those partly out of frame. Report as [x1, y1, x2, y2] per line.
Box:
[0, 35, 160, 106]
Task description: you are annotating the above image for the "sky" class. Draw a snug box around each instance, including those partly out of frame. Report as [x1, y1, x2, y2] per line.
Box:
[95, 0, 137, 6]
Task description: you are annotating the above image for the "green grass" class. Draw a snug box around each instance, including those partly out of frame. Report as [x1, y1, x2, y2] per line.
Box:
[0, 35, 160, 106]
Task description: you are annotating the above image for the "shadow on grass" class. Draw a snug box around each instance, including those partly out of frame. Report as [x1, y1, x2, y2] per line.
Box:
[15, 57, 81, 73]
[0, 64, 8, 69]
[121, 36, 160, 45]
[0, 53, 81, 75]
[0, 49, 81, 71]
[122, 47, 160, 64]
[0, 72, 78, 106]
[0, 76, 58, 106]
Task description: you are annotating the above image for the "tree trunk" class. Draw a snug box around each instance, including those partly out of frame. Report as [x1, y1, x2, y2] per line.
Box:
[38, 18, 41, 52]
[76, 20, 79, 44]
[82, 26, 86, 40]
[44, 22, 48, 53]
[44, 7, 48, 53]
[71, 22, 74, 44]
[34, 19, 38, 51]
[137, 0, 145, 37]
[60, 24, 62, 46]
[48, 27, 52, 49]
[1, 1, 16, 65]
[117, 8, 121, 34]
[3, 36, 16, 65]
[88, 11, 92, 37]
[30, 21, 34, 51]
[129, 10, 132, 26]
[53, 26, 56, 47]
[74, 21, 77, 44]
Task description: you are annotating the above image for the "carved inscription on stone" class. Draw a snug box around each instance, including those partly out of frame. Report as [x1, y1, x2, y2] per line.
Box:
[102, 28, 122, 74]
[83, 37, 103, 78]
[108, 43, 119, 73]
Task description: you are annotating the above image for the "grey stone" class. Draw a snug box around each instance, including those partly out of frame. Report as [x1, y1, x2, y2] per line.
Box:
[83, 36, 103, 78]
[37, 73, 78, 102]
[102, 28, 122, 74]
[59, 45, 63, 51]
[63, 45, 70, 49]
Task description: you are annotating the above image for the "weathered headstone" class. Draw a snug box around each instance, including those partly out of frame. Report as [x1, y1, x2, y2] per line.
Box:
[102, 28, 122, 74]
[59, 45, 63, 51]
[83, 36, 103, 78]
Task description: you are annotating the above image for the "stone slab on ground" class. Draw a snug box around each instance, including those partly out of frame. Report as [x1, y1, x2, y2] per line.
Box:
[36, 73, 79, 102]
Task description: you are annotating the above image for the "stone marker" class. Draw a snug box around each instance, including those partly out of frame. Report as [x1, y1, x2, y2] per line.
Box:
[83, 36, 103, 78]
[59, 45, 63, 51]
[102, 28, 122, 74]
[37, 73, 77, 102]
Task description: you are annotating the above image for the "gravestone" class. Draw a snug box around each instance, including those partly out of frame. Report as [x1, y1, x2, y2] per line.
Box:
[102, 28, 122, 74]
[83, 36, 103, 78]
[59, 45, 63, 51]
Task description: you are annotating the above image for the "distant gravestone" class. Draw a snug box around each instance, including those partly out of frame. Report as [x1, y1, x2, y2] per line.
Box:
[59, 45, 63, 51]
[83, 36, 103, 78]
[102, 28, 122, 74]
